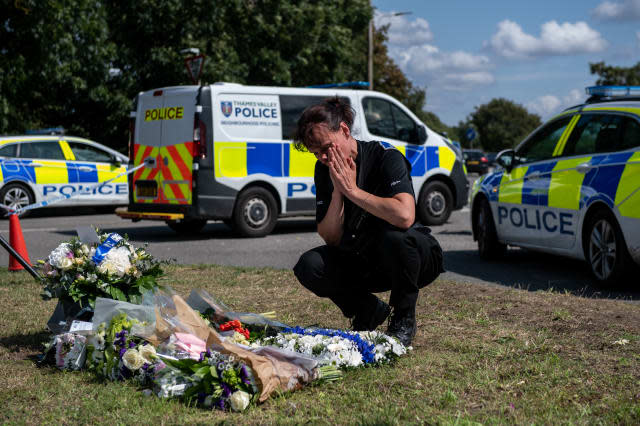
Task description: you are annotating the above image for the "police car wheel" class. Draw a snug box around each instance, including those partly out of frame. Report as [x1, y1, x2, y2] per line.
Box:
[166, 218, 208, 234]
[234, 187, 277, 238]
[0, 183, 34, 218]
[418, 181, 452, 226]
[585, 210, 630, 285]
[475, 198, 506, 260]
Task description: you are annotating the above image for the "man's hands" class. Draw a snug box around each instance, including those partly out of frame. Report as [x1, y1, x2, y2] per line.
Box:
[328, 145, 357, 196]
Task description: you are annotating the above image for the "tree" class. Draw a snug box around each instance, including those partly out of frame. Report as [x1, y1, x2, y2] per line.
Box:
[0, 0, 125, 146]
[590, 61, 640, 85]
[469, 98, 541, 152]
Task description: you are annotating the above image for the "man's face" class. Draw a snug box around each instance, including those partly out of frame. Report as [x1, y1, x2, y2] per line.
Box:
[306, 123, 349, 166]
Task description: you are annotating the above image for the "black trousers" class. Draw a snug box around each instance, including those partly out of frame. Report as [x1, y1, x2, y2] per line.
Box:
[293, 226, 444, 318]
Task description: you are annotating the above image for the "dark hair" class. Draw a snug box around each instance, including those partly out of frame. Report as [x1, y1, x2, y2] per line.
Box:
[293, 96, 355, 152]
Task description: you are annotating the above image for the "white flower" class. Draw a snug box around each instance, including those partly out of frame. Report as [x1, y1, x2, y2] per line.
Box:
[138, 344, 156, 362]
[122, 348, 145, 371]
[613, 339, 629, 345]
[80, 244, 90, 255]
[230, 331, 249, 345]
[229, 390, 251, 411]
[59, 257, 73, 270]
[97, 246, 131, 277]
[48, 243, 72, 268]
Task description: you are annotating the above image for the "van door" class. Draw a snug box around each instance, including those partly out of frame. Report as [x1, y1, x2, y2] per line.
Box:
[134, 87, 196, 206]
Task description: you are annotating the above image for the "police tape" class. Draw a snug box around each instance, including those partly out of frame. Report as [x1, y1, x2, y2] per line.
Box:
[3, 157, 157, 216]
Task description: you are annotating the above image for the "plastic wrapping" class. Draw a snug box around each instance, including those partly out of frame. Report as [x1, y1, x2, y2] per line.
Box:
[142, 290, 320, 402]
[92, 297, 156, 338]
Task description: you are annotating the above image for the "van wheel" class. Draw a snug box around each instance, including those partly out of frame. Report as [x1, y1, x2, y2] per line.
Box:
[584, 209, 630, 286]
[474, 198, 506, 260]
[166, 218, 208, 234]
[0, 183, 34, 218]
[233, 187, 277, 237]
[418, 181, 452, 226]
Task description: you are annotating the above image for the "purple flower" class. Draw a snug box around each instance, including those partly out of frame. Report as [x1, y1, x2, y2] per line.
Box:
[119, 348, 127, 359]
[221, 383, 232, 398]
[199, 352, 206, 362]
[129, 341, 136, 348]
[142, 363, 149, 371]
[240, 365, 251, 385]
[215, 398, 225, 411]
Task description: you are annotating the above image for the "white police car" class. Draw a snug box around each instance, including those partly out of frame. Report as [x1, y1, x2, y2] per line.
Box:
[0, 131, 129, 216]
[470, 86, 640, 285]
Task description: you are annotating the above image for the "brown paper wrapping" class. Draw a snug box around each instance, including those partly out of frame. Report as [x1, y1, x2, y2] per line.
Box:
[147, 294, 313, 403]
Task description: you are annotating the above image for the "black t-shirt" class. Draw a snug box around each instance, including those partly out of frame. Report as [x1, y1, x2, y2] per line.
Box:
[314, 140, 415, 248]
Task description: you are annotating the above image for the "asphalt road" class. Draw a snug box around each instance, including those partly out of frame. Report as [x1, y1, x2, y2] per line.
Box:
[2, 181, 638, 302]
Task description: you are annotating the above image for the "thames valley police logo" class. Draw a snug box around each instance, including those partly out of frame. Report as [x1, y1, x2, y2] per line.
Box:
[221, 101, 232, 117]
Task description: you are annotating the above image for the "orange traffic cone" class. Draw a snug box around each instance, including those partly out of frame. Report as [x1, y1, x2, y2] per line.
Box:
[8, 213, 31, 271]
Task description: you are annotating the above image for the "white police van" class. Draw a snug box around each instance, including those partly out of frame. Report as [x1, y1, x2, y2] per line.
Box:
[0, 130, 129, 217]
[117, 82, 468, 237]
[470, 86, 640, 284]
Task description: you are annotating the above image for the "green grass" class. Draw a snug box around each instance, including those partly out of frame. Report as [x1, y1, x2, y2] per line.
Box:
[1, 264, 639, 424]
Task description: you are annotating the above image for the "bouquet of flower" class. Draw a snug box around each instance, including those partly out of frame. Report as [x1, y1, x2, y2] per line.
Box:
[257, 327, 408, 368]
[39, 332, 88, 371]
[40, 231, 166, 311]
[86, 313, 159, 385]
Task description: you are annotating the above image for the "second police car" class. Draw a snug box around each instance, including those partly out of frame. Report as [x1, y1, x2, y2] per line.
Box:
[0, 131, 129, 216]
[470, 86, 640, 285]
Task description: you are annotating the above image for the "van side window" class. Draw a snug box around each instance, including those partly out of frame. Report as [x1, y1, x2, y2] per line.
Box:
[563, 114, 623, 156]
[0, 143, 17, 157]
[363, 97, 418, 143]
[67, 142, 113, 162]
[620, 117, 640, 150]
[280, 95, 350, 140]
[19, 141, 66, 160]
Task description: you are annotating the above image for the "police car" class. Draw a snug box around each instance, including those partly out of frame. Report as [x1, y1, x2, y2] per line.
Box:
[0, 131, 129, 216]
[470, 86, 640, 285]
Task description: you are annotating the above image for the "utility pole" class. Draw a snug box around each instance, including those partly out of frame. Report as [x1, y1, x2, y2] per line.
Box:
[368, 11, 412, 91]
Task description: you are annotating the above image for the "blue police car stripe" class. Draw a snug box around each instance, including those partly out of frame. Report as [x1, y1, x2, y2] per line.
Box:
[1, 160, 36, 183]
[584, 152, 634, 208]
[522, 161, 557, 206]
[483, 172, 503, 202]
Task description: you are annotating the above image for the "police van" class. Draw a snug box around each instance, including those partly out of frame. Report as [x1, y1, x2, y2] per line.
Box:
[470, 86, 640, 284]
[0, 131, 129, 217]
[117, 82, 468, 237]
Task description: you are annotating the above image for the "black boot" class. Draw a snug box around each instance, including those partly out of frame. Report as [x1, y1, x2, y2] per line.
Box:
[352, 297, 391, 332]
[387, 307, 417, 346]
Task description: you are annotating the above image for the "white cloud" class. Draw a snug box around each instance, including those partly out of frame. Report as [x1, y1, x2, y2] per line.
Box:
[526, 89, 583, 118]
[378, 13, 434, 46]
[488, 20, 608, 58]
[592, 0, 640, 21]
[390, 44, 494, 90]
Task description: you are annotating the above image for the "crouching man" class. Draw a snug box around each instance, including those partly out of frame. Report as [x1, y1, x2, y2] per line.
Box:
[292, 97, 444, 346]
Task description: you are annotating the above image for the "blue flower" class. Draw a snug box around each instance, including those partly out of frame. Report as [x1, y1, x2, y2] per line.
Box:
[282, 326, 376, 364]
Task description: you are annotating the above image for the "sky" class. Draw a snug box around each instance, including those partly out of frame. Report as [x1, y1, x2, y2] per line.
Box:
[372, 0, 640, 127]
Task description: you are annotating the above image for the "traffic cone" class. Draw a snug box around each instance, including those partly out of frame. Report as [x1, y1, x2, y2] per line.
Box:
[8, 213, 31, 271]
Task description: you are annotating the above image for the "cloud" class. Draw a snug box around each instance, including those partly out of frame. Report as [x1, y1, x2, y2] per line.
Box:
[377, 13, 434, 46]
[488, 20, 608, 58]
[592, 0, 640, 21]
[389, 44, 494, 90]
[637, 31, 640, 45]
[526, 89, 583, 118]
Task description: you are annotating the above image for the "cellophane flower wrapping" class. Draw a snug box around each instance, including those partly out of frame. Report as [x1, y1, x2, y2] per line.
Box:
[40, 231, 167, 311]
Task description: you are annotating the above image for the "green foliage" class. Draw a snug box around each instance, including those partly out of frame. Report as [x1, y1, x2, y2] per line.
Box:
[469, 98, 542, 152]
[590, 61, 640, 85]
[1, 0, 376, 149]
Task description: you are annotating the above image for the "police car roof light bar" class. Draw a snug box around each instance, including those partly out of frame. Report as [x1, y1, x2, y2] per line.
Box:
[307, 81, 370, 89]
[25, 127, 66, 136]
[585, 86, 640, 98]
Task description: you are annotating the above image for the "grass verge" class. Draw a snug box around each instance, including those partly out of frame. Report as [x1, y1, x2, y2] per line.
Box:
[1, 264, 639, 424]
